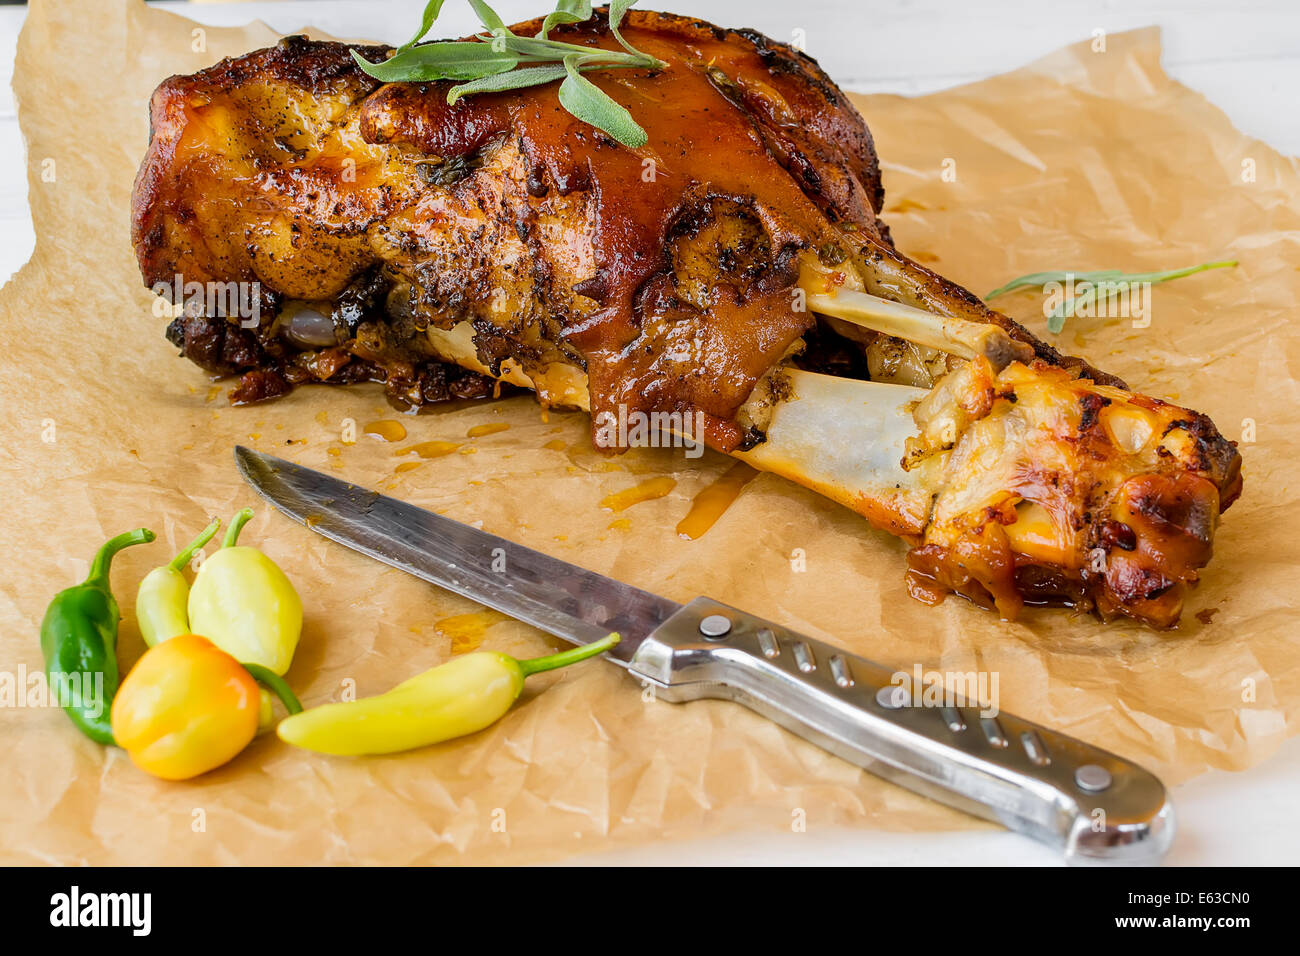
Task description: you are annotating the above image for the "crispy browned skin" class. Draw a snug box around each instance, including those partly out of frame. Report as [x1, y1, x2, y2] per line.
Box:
[131, 9, 1241, 627]
[132, 10, 1110, 425]
[896, 357, 1241, 626]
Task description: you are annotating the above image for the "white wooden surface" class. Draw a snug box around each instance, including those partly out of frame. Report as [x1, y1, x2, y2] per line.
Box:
[3, 0, 1297, 866]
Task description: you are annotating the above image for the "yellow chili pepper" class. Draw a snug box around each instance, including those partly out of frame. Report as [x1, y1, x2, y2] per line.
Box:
[278, 633, 620, 756]
[188, 508, 302, 675]
[135, 517, 220, 647]
[111, 633, 302, 781]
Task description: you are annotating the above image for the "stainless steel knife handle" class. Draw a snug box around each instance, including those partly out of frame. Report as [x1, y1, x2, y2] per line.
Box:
[629, 597, 1174, 864]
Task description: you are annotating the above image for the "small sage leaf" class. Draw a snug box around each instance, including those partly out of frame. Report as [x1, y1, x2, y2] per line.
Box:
[447, 63, 570, 104]
[401, 0, 450, 51]
[538, 0, 593, 39]
[467, 0, 511, 36]
[558, 55, 647, 148]
[352, 42, 519, 82]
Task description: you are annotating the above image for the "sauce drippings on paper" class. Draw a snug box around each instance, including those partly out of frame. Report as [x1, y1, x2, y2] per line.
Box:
[676, 462, 758, 539]
[436, 610, 509, 654]
[466, 423, 510, 438]
[405, 440, 462, 458]
[364, 419, 408, 442]
[600, 476, 677, 512]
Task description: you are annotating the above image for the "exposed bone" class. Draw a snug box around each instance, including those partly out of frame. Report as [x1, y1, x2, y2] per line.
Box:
[732, 369, 937, 536]
[805, 286, 1030, 370]
[798, 256, 1031, 371]
[419, 317, 1237, 627]
[422, 322, 937, 536]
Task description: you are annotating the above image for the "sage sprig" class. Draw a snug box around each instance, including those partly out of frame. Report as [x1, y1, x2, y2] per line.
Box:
[352, 0, 666, 148]
[986, 260, 1237, 334]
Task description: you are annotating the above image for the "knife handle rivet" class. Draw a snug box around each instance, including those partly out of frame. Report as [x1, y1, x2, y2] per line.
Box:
[1020, 730, 1050, 766]
[1074, 764, 1113, 792]
[699, 614, 732, 639]
[940, 706, 966, 732]
[756, 628, 779, 658]
[980, 717, 1008, 748]
[875, 685, 906, 709]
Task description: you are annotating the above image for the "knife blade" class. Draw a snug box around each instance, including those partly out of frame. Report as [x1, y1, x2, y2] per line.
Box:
[236, 445, 1175, 864]
[234, 446, 680, 666]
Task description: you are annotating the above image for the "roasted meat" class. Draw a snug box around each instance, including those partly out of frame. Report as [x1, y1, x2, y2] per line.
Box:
[131, 9, 1241, 627]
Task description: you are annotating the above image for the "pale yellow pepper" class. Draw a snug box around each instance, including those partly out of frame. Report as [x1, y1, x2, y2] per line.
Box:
[188, 508, 302, 675]
[135, 517, 220, 647]
[278, 633, 620, 756]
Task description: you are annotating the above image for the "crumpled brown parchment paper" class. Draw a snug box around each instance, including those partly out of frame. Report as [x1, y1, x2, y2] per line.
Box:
[1, 0, 1297, 865]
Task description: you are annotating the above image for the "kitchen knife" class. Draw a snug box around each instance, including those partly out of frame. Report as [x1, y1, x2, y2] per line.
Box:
[235, 446, 1174, 864]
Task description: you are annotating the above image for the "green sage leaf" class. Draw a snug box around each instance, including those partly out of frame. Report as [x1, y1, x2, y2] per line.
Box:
[491, 33, 588, 57]
[467, 0, 512, 36]
[558, 54, 647, 148]
[351, 42, 519, 82]
[988, 261, 1236, 302]
[401, 0, 450, 50]
[985, 260, 1237, 334]
[607, 0, 641, 57]
[447, 63, 570, 104]
[537, 0, 593, 39]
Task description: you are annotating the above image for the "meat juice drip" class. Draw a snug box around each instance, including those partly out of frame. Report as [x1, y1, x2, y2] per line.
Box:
[675, 462, 759, 539]
[600, 477, 677, 512]
[466, 423, 510, 438]
[364, 419, 407, 441]
[435, 610, 509, 654]
[403, 440, 461, 458]
[364, 17, 868, 451]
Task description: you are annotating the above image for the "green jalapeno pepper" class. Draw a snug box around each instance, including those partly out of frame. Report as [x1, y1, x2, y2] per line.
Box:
[40, 528, 156, 745]
[136, 517, 221, 647]
[277, 633, 619, 755]
[188, 507, 303, 675]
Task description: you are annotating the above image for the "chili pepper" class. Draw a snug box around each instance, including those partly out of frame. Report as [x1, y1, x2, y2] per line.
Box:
[277, 633, 620, 756]
[256, 687, 276, 733]
[111, 633, 302, 781]
[243, 662, 302, 737]
[135, 517, 221, 647]
[188, 507, 302, 675]
[136, 516, 279, 734]
[40, 528, 156, 745]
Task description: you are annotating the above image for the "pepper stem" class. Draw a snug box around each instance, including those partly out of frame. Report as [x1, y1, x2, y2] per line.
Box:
[517, 632, 621, 677]
[168, 517, 221, 571]
[86, 528, 156, 584]
[241, 662, 303, 715]
[222, 508, 255, 548]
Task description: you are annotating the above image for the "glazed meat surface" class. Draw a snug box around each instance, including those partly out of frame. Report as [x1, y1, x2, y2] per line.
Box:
[135, 12, 883, 443]
[133, 9, 1100, 438]
[132, 9, 1242, 627]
